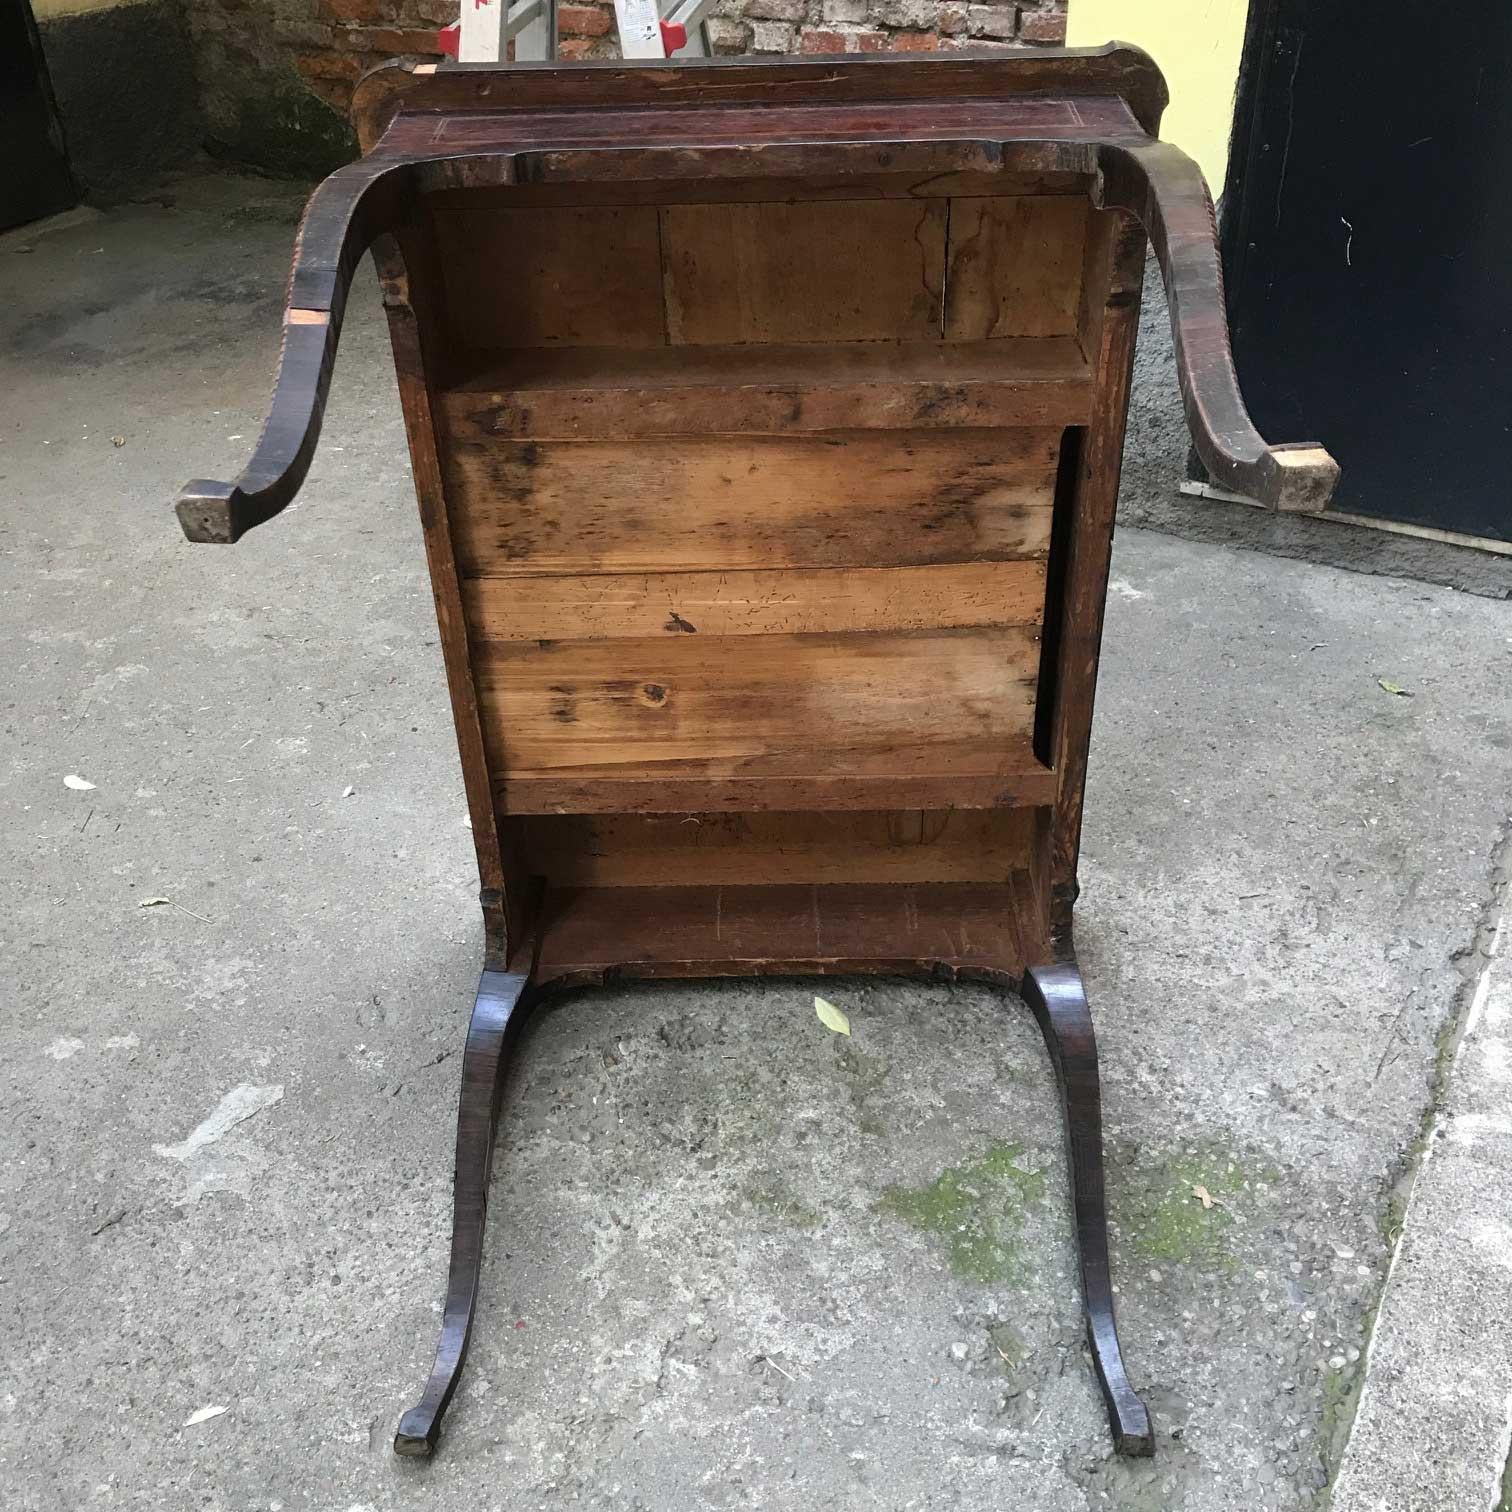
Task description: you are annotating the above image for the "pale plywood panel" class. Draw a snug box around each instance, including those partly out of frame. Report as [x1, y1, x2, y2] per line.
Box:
[433, 205, 665, 348]
[475, 627, 1040, 772]
[462, 561, 1048, 641]
[945, 196, 1090, 340]
[447, 429, 1059, 575]
[661, 199, 946, 344]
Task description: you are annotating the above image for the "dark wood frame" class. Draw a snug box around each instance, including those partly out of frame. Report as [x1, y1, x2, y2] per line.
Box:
[175, 48, 1336, 1463]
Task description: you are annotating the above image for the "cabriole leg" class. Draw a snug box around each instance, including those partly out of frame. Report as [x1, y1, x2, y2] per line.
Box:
[394, 968, 532, 1457]
[1021, 960, 1154, 1457]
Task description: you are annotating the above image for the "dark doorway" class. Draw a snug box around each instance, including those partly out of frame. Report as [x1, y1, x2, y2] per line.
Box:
[1219, 1, 1512, 543]
[1, 0, 75, 231]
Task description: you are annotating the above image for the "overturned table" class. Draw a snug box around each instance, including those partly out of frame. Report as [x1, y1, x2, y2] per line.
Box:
[176, 47, 1338, 1461]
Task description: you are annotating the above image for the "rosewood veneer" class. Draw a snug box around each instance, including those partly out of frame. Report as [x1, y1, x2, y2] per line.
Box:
[175, 47, 1337, 1460]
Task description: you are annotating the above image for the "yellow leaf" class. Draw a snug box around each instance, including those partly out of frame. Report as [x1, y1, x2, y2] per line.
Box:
[1377, 679, 1412, 697]
[814, 996, 851, 1036]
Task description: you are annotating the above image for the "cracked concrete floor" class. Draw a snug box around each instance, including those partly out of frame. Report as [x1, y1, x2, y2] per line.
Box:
[3, 172, 1511, 1511]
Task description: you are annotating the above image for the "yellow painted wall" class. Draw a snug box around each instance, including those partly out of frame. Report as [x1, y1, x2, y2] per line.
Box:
[1068, 0, 1249, 193]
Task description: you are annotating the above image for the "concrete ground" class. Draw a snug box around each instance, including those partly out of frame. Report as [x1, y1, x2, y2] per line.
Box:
[3, 171, 1510, 1512]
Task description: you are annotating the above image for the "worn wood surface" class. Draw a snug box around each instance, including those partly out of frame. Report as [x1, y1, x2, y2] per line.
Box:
[945, 196, 1090, 340]
[462, 561, 1047, 642]
[475, 626, 1040, 773]
[661, 200, 946, 344]
[172, 50, 1345, 1464]
[351, 45, 1173, 152]
[440, 338, 1094, 437]
[1023, 962, 1154, 1456]
[531, 880, 1044, 984]
[373, 229, 512, 963]
[446, 429, 1058, 576]
[494, 739, 1057, 816]
[1048, 212, 1143, 935]
[393, 969, 532, 1457]
[513, 809, 1039, 888]
[434, 204, 665, 349]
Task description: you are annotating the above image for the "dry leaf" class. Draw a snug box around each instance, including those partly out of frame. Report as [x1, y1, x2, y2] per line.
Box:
[1191, 1184, 1214, 1210]
[341, 785, 355, 798]
[183, 1404, 227, 1427]
[1377, 679, 1412, 698]
[111, 435, 126, 447]
[814, 996, 851, 1036]
[137, 896, 214, 923]
[63, 774, 96, 791]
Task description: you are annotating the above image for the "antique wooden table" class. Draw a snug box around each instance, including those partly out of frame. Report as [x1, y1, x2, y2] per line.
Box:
[176, 47, 1337, 1461]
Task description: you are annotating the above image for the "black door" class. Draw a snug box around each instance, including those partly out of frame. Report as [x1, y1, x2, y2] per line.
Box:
[1220, 1, 1512, 542]
[1, 0, 75, 232]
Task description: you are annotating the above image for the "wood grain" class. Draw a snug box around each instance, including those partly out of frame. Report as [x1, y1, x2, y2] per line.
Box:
[353, 45, 1172, 152]
[945, 196, 1090, 340]
[448, 429, 1059, 575]
[440, 337, 1094, 437]
[532, 880, 1039, 983]
[661, 200, 946, 344]
[433, 204, 664, 349]
[373, 230, 512, 964]
[476, 626, 1040, 773]
[495, 739, 1057, 815]
[462, 561, 1048, 641]
[515, 809, 1038, 887]
[1049, 213, 1145, 932]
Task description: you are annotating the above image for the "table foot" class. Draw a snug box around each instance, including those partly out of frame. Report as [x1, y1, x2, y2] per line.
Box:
[394, 968, 532, 1458]
[1022, 960, 1154, 1457]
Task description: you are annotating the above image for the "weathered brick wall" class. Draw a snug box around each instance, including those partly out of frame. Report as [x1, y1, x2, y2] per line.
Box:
[564, 1, 1069, 63]
[189, 0, 1067, 172]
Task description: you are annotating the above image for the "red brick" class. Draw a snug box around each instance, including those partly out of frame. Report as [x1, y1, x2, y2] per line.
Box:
[346, 26, 447, 52]
[558, 35, 601, 58]
[295, 51, 364, 80]
[1019, 9, 1067, 42]
[801, 25, 894, 53]
[889, 30, 938, 50]
[319, 0, 393, 23]
[558, 3, 612, 36]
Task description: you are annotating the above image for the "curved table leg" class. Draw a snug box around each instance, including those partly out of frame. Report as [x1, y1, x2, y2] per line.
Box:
[1021, 960, 1154, 1457]
[394, 968, 532, 1457]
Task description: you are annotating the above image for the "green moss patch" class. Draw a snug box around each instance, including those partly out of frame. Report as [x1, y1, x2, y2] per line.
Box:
[1125, 1151, 1241, 1269]
[205, 69, 357, 180]
[877, 1142, 1047, 1284]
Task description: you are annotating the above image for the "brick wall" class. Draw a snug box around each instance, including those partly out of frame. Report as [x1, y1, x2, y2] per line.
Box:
[189, 0, 1067, 172]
